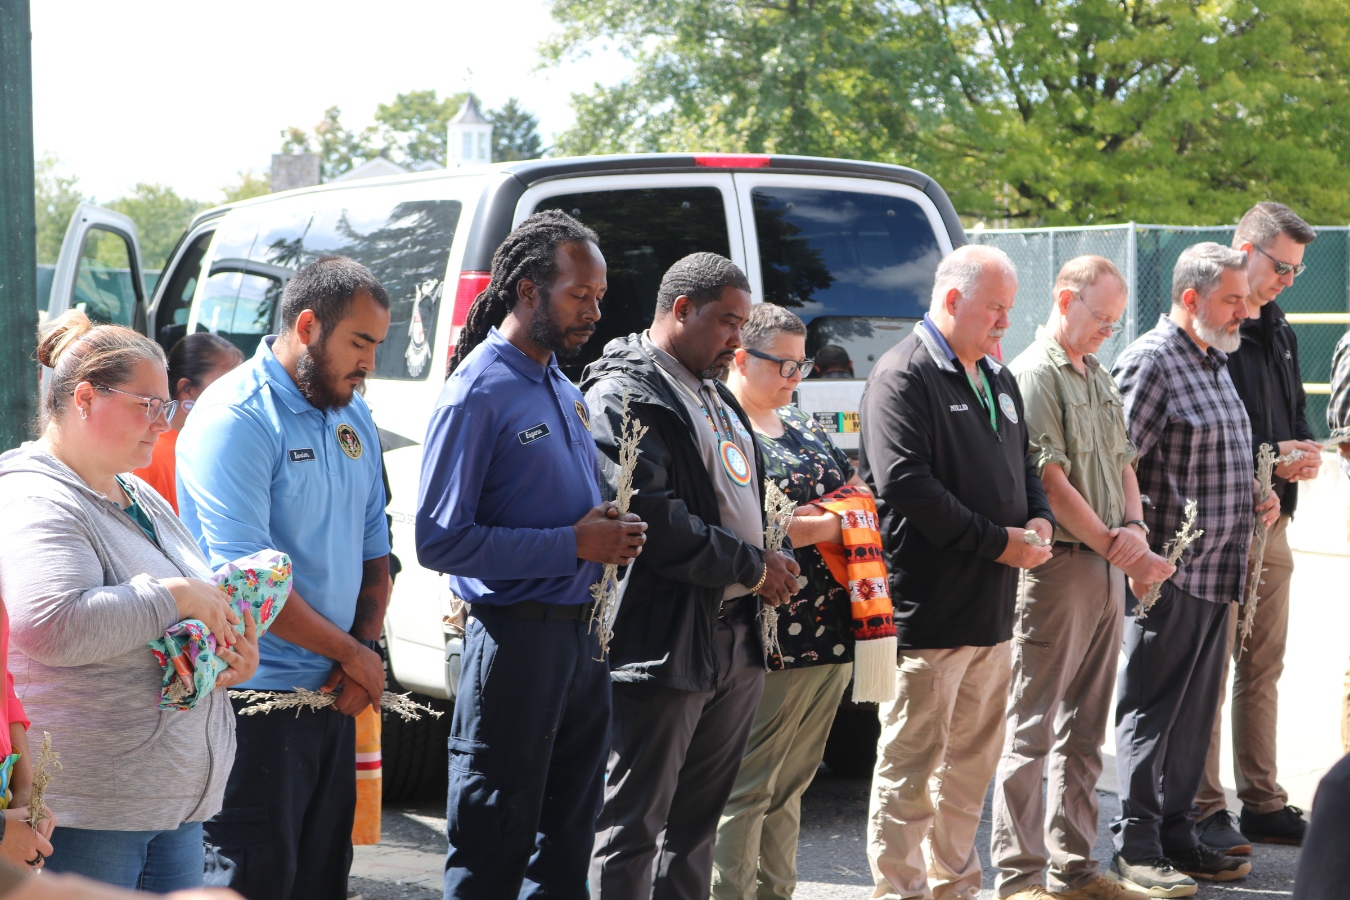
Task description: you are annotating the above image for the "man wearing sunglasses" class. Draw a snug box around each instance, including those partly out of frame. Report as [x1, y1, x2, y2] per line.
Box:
[1194, 203, 1322, 854]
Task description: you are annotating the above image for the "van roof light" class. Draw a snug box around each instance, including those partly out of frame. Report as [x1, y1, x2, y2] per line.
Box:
[694, 154, 770, 169]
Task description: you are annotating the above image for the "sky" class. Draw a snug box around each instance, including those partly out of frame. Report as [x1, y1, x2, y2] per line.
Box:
[30, 0, 625, 203]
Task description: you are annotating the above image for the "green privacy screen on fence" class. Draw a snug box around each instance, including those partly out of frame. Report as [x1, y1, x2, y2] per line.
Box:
[971, 224, 1350, 439]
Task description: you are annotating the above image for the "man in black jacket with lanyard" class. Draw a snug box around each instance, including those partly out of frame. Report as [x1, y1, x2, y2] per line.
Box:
[582, 253, 800, 900]
[859, 244, 1055, 900]
[1194, 202, 1323, 853]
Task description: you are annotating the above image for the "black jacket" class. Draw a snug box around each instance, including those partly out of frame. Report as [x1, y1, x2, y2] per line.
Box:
[581, 335, 770, 692]
[1226, 301, 1315, 515]
[858, 325, 1054, 649]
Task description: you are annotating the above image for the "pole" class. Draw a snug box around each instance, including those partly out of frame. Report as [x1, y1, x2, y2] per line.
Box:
[0, 0, 37, 451]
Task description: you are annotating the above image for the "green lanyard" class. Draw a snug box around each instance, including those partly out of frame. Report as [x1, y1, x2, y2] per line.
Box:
[965, 366, 998, 432]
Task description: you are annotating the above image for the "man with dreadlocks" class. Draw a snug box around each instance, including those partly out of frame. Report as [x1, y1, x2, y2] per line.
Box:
[581, 252, 801, 899]
[416, 210, 648, 900]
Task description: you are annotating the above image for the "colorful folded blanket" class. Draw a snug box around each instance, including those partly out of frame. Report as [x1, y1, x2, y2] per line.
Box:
[149, 550, 291, 711]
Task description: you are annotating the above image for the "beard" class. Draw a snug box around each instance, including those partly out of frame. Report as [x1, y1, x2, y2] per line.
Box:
[297, 334, 364, 411]
[1194, 311, 1242, 353]
[529, 292, 594, 360]
[698, 350, 736, 381]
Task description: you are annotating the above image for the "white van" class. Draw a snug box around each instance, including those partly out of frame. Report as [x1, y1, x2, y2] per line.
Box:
[49, 153, 966, 788]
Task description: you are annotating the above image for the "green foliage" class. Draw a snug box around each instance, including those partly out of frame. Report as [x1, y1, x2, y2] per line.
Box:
[282, 92, 545, 174]
[374, 89, 467, 167]
[488, 98, 545, 161]
[34, 153, 83, 265]
[280, 106, 379, 181]
[107, 183, 206, 272]
[547, 0, 1350, 225]
[222, 170, 270, 204]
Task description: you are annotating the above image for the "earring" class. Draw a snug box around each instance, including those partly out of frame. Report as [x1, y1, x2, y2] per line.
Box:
[182, 400, 195, 412]
[79, 407, 88, 420]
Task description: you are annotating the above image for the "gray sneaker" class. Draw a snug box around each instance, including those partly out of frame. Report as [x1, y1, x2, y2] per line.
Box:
[1107, 855, 1198, 898]
[1197, 809, 1253, 855]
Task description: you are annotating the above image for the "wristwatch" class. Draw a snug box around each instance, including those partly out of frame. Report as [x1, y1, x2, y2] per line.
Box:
[360, 638, 385, 660]
[1124, 519, 1150, 535]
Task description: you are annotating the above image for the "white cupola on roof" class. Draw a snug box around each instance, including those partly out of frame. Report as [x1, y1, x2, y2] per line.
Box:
[447, 94, 493, 167]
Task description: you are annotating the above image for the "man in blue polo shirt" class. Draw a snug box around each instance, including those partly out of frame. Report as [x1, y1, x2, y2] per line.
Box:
[417, 211, 647, 900]
[178, 256, 392, 900]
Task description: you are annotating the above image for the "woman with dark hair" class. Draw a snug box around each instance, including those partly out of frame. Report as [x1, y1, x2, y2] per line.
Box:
[0, 310, 257, 888]
[134, 334, 243, 513]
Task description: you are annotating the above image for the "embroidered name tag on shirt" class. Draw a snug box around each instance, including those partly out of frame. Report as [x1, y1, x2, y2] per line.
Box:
[949, 404, 969, 412]
[288, 448, 316, 462]
[518, 423, 551, 445]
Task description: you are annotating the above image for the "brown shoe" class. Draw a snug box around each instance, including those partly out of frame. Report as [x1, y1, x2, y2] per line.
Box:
[1056, 875, 1151, 900]
[1005, 888, 1057, 900]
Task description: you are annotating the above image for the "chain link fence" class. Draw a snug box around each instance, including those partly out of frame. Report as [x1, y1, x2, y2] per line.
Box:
[971, 224, 1350, 439]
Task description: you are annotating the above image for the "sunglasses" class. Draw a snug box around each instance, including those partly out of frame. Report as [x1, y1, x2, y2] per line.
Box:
[746, 348, 814, 378]
[1252, 244, 1306, 277]
[94, 385, 179, 422]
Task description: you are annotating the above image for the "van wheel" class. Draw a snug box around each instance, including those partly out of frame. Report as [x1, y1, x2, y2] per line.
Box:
[381, 649, 451, 803]
[822, 700, 880, 779]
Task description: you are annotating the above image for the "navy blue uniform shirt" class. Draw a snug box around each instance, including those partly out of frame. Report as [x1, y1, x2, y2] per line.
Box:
[416, 328, 603, 606]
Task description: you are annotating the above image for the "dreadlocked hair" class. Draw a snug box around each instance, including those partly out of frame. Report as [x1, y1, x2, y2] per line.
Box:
[447, 209, 599, 375]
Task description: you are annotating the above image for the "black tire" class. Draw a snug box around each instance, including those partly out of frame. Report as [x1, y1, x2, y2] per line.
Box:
[381, 649, 452, 803]
[822, 698, 880, 779]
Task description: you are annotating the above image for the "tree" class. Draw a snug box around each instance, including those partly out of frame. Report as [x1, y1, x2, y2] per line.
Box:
[222, 170, 270, 204]
[374, 89, 467, 167]
[546, 0, 1350, 225]
[107, 183, 206, 272]
[488, 98, 544, 161]
[34, 153, 83, 265]
[545, 0, 911, 162]
[280, 106, 378, 181]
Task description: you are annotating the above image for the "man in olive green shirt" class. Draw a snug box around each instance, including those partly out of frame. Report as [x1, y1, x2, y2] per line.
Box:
[990, 257, 1177, 900]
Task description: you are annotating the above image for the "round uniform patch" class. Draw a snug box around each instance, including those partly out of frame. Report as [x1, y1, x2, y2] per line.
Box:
[998, 393, 1018, 424]
[336, 423, 363, 459]
[719, 440, 753, 487]
[574, 400, 590, 429]
[728, 410, 752, 440]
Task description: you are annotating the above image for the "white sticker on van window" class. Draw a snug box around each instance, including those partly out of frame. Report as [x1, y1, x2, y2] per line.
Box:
[404, 279, 442, 378]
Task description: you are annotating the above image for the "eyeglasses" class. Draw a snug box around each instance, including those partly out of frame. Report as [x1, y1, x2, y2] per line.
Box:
[746, 348, 814, 378]
[1071, 292, 1121, 336]
[93, 385, 178, 422]
[1252, 244, 1306, 277]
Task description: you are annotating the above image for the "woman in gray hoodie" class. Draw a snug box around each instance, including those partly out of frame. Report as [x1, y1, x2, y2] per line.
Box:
[0, 311, 258, 889]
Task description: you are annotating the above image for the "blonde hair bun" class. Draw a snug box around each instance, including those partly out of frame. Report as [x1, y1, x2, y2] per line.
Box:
[37, 309, 95, 370]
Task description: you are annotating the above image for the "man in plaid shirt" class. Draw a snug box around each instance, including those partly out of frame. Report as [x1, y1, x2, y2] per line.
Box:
[1107, 243, 1280, 895]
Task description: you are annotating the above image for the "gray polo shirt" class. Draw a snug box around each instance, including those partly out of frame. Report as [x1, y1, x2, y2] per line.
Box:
[642, 333, 764, 599]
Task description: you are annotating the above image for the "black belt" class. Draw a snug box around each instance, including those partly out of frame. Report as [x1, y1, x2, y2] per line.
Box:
[719, 595, 751, 618]
[1053, 541, 1096, 553]
[470, 600, 595, 621]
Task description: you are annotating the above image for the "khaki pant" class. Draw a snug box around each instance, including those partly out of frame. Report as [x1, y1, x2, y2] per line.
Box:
[867, 643, 1012, 900]
[991, 547, 1124, 895]
[1197, 515, 1293, 818]
[712, 663, 852, 900]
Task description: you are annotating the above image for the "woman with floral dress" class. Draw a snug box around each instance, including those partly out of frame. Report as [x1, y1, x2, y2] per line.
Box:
[712, 303, 868, 900]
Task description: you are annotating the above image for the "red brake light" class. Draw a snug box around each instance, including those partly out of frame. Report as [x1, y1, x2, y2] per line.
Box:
[694, 154, 770, 169]
[447, 271, 493, 370]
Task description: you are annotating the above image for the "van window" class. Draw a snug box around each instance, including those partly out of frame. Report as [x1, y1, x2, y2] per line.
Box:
[243, 195, 462, 380]
[154, 230, 214, 353]
[752, 186, 940, 379]
[531, 187, 731, 381]
[74, 227, 139, 327]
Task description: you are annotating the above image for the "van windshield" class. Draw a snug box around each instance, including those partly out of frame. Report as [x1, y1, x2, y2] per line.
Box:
[752, 186, 940, 376]
[532, 187, 732, 382]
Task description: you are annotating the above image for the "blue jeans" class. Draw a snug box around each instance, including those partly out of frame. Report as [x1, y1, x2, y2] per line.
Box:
[47, 820, 204, 892]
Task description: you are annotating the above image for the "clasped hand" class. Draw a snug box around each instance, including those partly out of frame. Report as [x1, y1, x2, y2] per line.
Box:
[575, 502, 648, 566]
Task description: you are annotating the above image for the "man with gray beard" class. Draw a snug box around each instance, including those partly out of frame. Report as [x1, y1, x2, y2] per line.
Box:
[1106, 243, 1280, 896]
